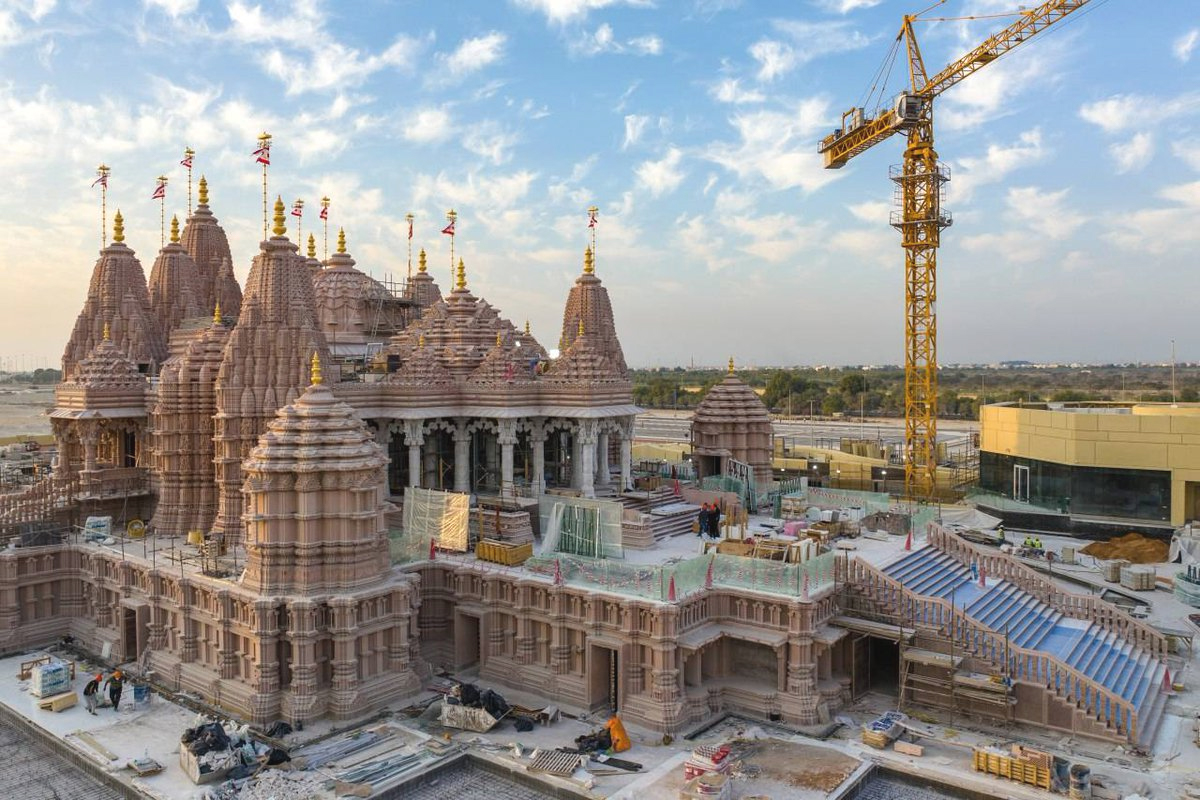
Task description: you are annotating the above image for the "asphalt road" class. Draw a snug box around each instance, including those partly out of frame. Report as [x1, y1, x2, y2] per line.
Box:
[634, 409, 978, 446]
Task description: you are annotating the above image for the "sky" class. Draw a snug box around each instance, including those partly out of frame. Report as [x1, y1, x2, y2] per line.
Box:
[0, 0, 1196, 370]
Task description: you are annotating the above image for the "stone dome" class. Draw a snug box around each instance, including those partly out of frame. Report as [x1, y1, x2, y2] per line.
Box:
[148, 216, 204, 336]
[180, 176, 241, 317]
[70, 337, 145, 389]
[691, 360, 774, 488]
[386, 338, 454, 386]
[245, 382, 385, 475]
[468, 332, 536, 385]
[544, 330, 623, 384]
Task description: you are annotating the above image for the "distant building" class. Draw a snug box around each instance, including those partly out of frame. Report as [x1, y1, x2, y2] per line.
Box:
[979, 401, 1200, 528]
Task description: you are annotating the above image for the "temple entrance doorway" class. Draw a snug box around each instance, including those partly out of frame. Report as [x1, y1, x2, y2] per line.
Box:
[422, 429, 455, 490]
[455, 613, 481, 671]
[589, 645, 618, 713]
[849, 634, 899, 698]
[120, 603, 148, 662]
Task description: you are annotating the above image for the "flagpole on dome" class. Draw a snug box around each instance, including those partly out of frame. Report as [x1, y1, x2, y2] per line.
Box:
[405, 212, 415, 285]
[153, 175, 169, 247]
[442, 209, 457, 288]
[320, 196, 331, 261]
[587, 205, 599, 270]
[92, 164, 110, 249]
[292, 199, 304, 244]
[181, 147, 195, 216]
[255, 132, 272, 239]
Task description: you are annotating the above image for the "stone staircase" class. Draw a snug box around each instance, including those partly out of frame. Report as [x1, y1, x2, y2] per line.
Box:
[881, 545, 1170, 747]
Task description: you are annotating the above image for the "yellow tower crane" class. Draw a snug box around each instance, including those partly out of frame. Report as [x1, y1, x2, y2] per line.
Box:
[818, 0, 1096, 500]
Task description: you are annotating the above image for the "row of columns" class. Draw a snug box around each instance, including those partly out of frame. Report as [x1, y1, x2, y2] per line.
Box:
[381, 415, 635, 498]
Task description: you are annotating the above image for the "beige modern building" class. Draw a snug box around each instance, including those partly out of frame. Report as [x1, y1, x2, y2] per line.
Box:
[979, 401, 1200, 527]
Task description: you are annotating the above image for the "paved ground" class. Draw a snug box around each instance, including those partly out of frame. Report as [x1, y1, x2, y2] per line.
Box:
[0, 714, 123, 800]
[394, 759, 562, 799]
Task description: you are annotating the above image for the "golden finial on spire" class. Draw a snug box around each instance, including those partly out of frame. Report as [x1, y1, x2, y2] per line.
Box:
[272, 195, 286, 237]
[418, 249, 427, 273]
[578, 317, 585, 336]
[198, 175, 208, 205]
[214, 302, 221, 324]
[337, 227, 346, 254]
[583, 245, 594, 275]
[524, 319, 531, 335]
[307, 233, 316, 258]
[102, 321, 111, 341]
[418, 333, 426, 347]
[170, 214, 180, 244]
[728, 356, 735, 375]
[496, 331, 503, 347]
[310, 351, 323, 386]
[455, 258, 466, 290]
[113, 210, 125, 243]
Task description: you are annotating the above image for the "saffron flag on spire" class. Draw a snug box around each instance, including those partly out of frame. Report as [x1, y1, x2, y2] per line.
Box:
[180, 152, 193, 169]
[441, 218, 455, 236]
[588, 208, 598, 228]
[91, 173, 107, 188]
[291, 201, 303, 218]
[319, 205, 328, 220]
[151, 181, 166, 200]
[253, 143, 270, 165]
[408, 217, 414, 240]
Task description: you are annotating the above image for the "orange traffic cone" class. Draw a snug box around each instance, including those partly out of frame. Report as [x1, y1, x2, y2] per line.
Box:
[904, 530, 912, 551]
[1163, 668, 1172, 693]
[668, 575, 677, 602]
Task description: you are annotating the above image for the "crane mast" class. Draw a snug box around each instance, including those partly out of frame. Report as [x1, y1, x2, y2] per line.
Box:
[817, 0, 1094, 500]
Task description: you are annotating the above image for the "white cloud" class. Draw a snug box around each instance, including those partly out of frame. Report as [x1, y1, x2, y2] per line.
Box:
[1107, 180, 1200, 254]
[462, 121, 519, 165]
[622, 114, 648, 149]
[702, 98, 839, 193]
[1005, 186, 1086, 239]
[939, 46, 1058, 132]
[1174, 29, 1199, 63]
[817, 0, 883, 11]
[1079, 91, 1200, 134]
[749, 20, 869, 82]
[1172, 140, 1200, 172]
[570, 23, 664, 56]
[847, 200, 890, 224]
[438, 32, 507, 82]
[709, 78, 765, 104]
[511, 0, 652, 25]
[403, 107, 453, 144]
[635, 147, 686, 196]
[144, 0, 198, 17]
[629, 34, 662, 55]
[953, 128, 1046, 203]
[1110, 131, 1154, 174]
[225, 2, 423, 95]
[961, 231, 1041, 264]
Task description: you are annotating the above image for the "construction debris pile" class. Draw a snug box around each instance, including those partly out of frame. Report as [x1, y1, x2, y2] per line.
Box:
[1081, 533, 1169, 564]
[182, 720, 290, 796]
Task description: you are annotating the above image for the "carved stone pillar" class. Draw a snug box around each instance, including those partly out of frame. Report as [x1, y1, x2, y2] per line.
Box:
[597, 431, 610, 487]
[404, 420, 424, 489]
[531, 421, 546, 493]
[498, 420, 517, 496]
[81, 424, 99, 473]
[620, 417, 633, 491]
[453, 420, 470, 493]
[252, 600, 281, 696]
[579, 421, 597, 499]
[328, 598, 359, 718]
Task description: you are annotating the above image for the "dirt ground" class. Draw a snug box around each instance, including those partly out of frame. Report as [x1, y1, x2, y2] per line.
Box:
[737, 738, 860, 793]
[1080, 532, 1169, 564]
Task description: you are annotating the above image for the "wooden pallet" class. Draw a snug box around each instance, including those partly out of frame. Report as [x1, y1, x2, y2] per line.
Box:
[475, 539, 532, 566]
[37, 692, 77, 712]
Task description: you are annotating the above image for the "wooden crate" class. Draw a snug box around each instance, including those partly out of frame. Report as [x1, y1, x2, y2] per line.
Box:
[862, 729, 890, 749]
[475, 538, 532, 566]
[37, 691, 77, 712]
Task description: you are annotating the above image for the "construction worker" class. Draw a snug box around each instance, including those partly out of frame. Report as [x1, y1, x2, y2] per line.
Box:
[83, 673, 102, 715]
[997, 524, 1006, 543]
[697, 503, 709, 537]
[605, 715, 631, 753]
[104, 669, 124, 712]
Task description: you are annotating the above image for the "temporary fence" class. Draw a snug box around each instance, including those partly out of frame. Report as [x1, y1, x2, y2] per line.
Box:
[522, 550, 837, 602]
[538, 495, 624, 559]
[401, 487, 470, 552]
[783, 485, 941, 536]
[700, 474, 757, 510]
